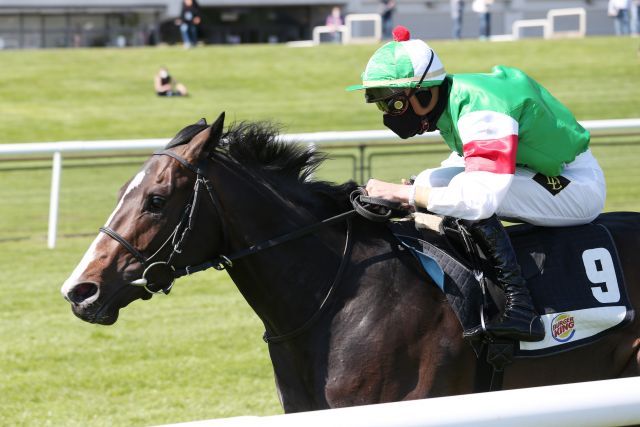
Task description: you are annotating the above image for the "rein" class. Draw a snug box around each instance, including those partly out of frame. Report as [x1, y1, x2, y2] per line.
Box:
[99, 148, 363, 342]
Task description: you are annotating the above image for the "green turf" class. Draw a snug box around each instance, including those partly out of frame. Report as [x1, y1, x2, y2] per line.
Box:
[1, 37, 639, 426]
[1, 37, 638, 144]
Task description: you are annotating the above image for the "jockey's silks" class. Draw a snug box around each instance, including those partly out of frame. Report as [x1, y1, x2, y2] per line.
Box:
[436, 66, 590, 177]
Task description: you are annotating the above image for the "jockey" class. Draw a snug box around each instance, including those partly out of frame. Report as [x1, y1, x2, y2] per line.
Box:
[346, 26, 606, 342]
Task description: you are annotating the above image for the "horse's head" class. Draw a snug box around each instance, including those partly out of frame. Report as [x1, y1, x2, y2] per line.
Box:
[61, 113, 226, 325]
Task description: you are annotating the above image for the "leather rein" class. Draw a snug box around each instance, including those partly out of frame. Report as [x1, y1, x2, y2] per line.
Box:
[98, 148, 368, 343]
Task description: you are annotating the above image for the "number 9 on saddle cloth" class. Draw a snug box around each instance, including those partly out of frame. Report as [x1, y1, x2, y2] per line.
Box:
[353, 192, 634, 359]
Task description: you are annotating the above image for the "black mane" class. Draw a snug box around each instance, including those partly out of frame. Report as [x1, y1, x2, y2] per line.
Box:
[167, 119, 358, 209]
[222, 121, 322, 183]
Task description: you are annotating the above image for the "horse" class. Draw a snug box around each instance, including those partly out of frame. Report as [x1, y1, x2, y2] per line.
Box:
[61, 113, 640, 412]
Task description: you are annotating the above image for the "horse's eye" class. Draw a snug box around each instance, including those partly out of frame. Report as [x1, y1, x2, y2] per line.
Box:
[147, 195, 166, 211]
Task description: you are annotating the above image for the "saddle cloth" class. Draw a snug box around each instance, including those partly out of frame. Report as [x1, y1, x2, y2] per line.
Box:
[390, 215, 635, 358]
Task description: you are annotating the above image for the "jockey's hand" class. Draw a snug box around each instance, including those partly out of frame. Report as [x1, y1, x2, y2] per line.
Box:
[365, 178, 412, 204]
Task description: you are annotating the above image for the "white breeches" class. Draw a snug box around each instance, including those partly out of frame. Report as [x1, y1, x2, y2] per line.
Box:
[418, 149, 606, 226]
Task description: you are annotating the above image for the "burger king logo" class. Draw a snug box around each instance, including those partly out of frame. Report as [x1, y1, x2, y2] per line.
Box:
[551, 313, 576, 342]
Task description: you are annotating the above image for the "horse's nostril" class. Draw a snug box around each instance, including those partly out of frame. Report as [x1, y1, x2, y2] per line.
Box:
[69, 282, 98, 304]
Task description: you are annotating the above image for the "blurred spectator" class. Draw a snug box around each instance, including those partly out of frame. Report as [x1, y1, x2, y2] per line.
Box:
[633, 0, 640, 35]
[472, 0, 493, 40]
[176, 0, 202, 48]
[380, 0, 396, 40]
[325, 6, 344, 43]
[154, 67, 188, 97]
[451, 0, 465, 39]
[608, 0, 631, 35]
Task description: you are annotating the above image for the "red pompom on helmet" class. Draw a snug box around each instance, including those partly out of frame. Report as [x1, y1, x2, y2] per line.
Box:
[392, 26, 411, 42]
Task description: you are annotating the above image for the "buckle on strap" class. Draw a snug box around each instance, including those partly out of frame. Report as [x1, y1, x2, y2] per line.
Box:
[212, 255, 233, 271]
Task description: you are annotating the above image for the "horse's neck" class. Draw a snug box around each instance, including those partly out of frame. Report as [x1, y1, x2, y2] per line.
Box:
[213, 168, 349, 337]
[229, 220, 348, 336]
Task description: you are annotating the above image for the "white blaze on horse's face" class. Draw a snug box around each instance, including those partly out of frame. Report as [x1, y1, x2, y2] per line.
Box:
[60, 170, 147, 303]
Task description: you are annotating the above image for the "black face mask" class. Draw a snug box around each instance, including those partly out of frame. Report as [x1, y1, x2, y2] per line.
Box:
[383, 103, 429, 139]
[382, 81, 449, 139]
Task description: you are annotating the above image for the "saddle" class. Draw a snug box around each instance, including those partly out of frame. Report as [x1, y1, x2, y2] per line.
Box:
[350, 191, 636, 389]
[388, 212, 635, 359]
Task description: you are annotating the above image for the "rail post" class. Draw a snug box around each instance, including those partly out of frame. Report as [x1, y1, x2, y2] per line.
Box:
[47, 151, 62, 249]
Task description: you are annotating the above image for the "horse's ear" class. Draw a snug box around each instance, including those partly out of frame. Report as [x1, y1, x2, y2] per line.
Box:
[197, 111, 224, 159]
[207, 112, 225, 150]
[181, 112, 224, 163]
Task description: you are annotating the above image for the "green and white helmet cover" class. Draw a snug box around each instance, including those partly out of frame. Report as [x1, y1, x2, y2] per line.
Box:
[346, 37, 446, 93]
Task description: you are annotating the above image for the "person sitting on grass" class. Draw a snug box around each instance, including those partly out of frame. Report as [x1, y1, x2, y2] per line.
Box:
[154, 67, 188, 97]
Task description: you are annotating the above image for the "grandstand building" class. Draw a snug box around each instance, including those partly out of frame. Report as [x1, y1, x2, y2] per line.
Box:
[0, 0, 620, 49]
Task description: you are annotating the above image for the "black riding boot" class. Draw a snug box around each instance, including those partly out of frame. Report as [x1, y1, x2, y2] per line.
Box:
[466, 215, 545, 342]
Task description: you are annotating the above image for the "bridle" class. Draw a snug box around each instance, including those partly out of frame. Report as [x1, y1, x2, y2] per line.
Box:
[98, 147, 365, 342]
[100, 149, 230, 295]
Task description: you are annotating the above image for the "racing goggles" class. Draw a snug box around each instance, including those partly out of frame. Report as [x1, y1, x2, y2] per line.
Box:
[364, 48, 436, 116]
[366, 88, 412, 115]
[366, 88, 432, 116]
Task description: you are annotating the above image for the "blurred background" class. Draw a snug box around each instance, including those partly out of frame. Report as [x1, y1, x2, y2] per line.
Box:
[0, 0, 637, 48]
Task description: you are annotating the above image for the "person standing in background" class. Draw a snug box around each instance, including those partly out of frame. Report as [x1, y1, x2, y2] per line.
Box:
[176, 0, 202, 48]
[608, 0, 631, 35]
[633, 0, 640, 35]
[326, 6, 344, 43]
[451, 0, 465, 39]
[380, 0, 397, 40]
[472, 0, 493, 40]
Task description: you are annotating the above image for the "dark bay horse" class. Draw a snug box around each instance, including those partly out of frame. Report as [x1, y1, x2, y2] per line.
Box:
[61, 113, 640, 412]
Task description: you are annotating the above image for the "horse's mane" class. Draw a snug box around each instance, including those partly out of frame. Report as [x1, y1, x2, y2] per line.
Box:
[222, 121, 321, 183]
[166, 120, 358, 210]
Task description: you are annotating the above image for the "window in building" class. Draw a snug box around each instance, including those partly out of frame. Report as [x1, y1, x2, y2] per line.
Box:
[69, 14, 107, 47]
[0, 15, 21, 49]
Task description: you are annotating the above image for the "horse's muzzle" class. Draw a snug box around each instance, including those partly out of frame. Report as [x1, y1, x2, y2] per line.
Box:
[63, 280, 151, 325]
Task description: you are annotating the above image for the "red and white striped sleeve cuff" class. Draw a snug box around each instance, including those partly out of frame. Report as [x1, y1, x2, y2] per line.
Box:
[458, 111, 519, 174]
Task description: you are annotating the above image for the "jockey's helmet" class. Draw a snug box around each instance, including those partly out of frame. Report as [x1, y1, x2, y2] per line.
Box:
[346, 26, 446, 105]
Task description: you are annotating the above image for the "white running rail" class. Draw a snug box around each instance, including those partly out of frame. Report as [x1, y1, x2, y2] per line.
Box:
[1, 118, 640, 248]
[156, 377, 640, 427]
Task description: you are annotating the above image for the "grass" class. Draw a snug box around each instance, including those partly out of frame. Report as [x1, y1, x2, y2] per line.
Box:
[1, 37, 638, 144]
[0, 239, 275, 426]
[0, 37, 639, 426]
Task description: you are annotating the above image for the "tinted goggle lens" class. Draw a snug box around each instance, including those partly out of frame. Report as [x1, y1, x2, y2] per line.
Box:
[365, 87, 404, 103]
[370, 88, 432, 115]
[375, 95, 409, 115]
